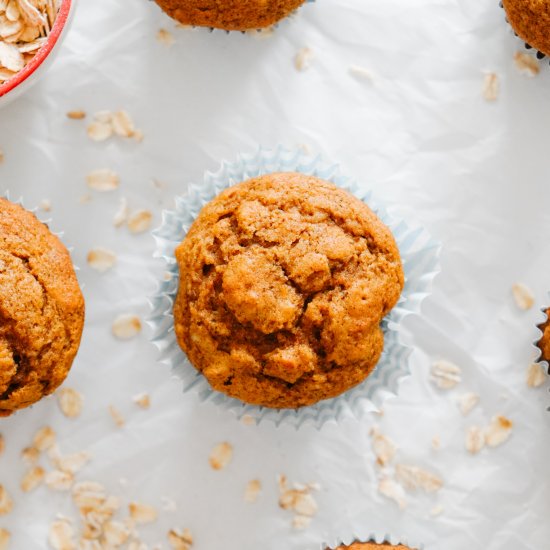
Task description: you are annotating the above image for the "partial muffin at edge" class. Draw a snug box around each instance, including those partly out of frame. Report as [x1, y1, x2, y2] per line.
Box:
[538, 307, 550, 363]
[0, 198, 85, 416]
[334, 543, 413, 550]
[174, 172, 404, 409]
[154, 0, 307, 31]
[502, 0, 550, 56]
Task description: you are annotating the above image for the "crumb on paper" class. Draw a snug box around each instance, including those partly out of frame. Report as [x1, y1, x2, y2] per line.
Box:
[431, 435, 441, 451]
[244, 479, 262, 503]
[209, 442, 233, 470]
[39, 198, 52, 212]
[370, 428, 396, 466]
[395, 464, 443, 493]
[112, 314, 142, 340]
[21, 465, 45, 492]
[87, 120, 113, 142]
[430, 359, 462, 389]
[103, 520, 131, 547]
[465, 426, 485, 455]
[167, 528, 193, 549]
[483, 73, 499, 101]
[512, 283, 534, 311]
[349, 65, 375, 82]
[378, 477, 406, 509]
[0, 528, 9, 550]
[54, 451, 91, 475]
[0, 484, 13, 515]
[0, 433, 4, 456]
[0, 149, 4, 164]
[108, 405, 125, 428]
[157, 28, 175, 46]
[430, 504, 444, 517]
[113, 197, 129, 227]
[514, 52, 540, 77]
[127, 209, 153, 234]
[278, 474, 319, 528]
[57, 387, 84, 418]
[67, 110, 86, 120]
[527, 362, 546, 388]
[86, 169, 120, 192]
[485, 415, 513, 448]
[241, 414, 255, 426]
[21, 446, 40, 464]
[294, 47, 313, 71]
[87, 247, 116, 273]
[129, 502, 158, 524]
[45, 470, 74, 491]
[133, 393, 151, 409]
[33, 426, 56, 451]
[457, 392, 479, 416]
[48, 519, 75, 550]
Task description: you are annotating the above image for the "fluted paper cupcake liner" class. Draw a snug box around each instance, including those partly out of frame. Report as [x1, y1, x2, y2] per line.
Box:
[150, 146, 440, 429]
[322, 532, 423, 550]
[533, 303, 550, 374]
[499, 1, 549, 64]
[154, 0, 314, 34]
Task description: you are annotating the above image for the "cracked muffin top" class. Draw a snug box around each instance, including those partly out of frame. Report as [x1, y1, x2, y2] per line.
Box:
[334, 543, 413, 550]
[502, 0, 550, 56]
[0, 198, 85, 417]
[154, 0, 307, 31]
[173, 172, 404, 409]
[537, 308, 550, 363]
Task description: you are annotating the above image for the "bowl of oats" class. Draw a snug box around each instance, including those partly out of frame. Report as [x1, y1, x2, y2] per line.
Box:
[0, 0, 73, 105]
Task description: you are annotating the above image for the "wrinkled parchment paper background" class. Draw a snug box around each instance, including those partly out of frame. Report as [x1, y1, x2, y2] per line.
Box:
[1, 0, 550, 549]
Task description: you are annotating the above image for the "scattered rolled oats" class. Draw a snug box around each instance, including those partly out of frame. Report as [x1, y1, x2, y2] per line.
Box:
[0, 484, 12, 515]
[49, 519, 75, 550]
[0, 0, 60, 85]
[209, 442, 233, 470]
[244, 479, 262, 503]
[86, 169, 120, 192]
[113, 197, 128, 227]
[21, 465, 45, 492]
[87, 120, 113, 142]
[292, 515, 312, 529]
[112, 110, 135, 138]
[483, 73, 499, 101]
[58, 387, 84, 418]
[103, 521, 130, 546]
[241, 414, 255, 426]
[108, 405, 125, 428]
[278, 474, 319, 528]
[33, 425, 56, 451]
[133, 393, 151, 409]
[512, 283, 534, 311]
[54, 451, 91, 474]
[72, 481, 107, 511]
[129, 502, 158, 524]
[0, 528, 9, 550]
[395, 464, 443, 493]
[0, 148, 4, 164]
[485, 415, 513, 448]
[39, 198, 51, 211]
[67, 110, 86, 120]
[21, 445, 40, 464]
[378, 477, 406, 509]
[457, 392, 480, 416]
[514, 52, 540, 77]
[87, 247, 116, 273]
[46, 470, 74, 491]
[465, 426, 485, 455]
[127, 209, 153, 234]
[112, 314, 142, 340]
[371, 429, 396, 466]
[167, 528, 193, 550]
[294, 47, 313, 71]
[527, 362, 546, 388]
[156, 28, 175, 45]
[430, 359, 462, 389]
[349, 65, 375, 82]
[0, 433, 4, 455]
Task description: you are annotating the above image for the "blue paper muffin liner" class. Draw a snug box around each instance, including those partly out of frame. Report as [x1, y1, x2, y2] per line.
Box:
[150, 146, 440, 429]
[322, 533, 423, 550]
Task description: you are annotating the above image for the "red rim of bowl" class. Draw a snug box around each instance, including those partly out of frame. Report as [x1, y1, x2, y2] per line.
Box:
[0, 0, 72, 98]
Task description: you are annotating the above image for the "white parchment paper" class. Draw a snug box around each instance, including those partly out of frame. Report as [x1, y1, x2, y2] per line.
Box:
[0, 1, 549, 549]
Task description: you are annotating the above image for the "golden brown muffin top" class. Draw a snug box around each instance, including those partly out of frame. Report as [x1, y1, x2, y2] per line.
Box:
[538, 308, 550, 363]
[174, 173, 404, 409]
[155, 0, 307, 31]
[502, 0, 550, 56]
[335, 543, 412, 550]
[0, 199, 85, 417]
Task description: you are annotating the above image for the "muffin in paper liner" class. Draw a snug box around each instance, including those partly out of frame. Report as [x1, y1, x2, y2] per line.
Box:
[321, 532, 422, 550]
[150, 146, 440, 429]
[499, 1, 549, 64]
[153, 0, 314, 34]
[534, 303, 550, 374]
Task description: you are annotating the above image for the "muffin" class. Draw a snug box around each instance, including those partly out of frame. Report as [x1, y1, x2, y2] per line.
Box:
[502, 0, 550, 57]
[537, 308, 550, 363]
[334, 543, 413, 550]
[154, 0, 307, 31]
[0, 199, 85, 417]
[173, 172, 404, 409]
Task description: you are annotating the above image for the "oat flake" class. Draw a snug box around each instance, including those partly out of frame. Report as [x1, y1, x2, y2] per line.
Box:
[244, 479, 261, 503]
[86, 169, 120, 192]
[127, 209, 153, 234]
[0, 485, 12, 515]
[527, 362, 546, 388]
[512, 283, 534, 310]
[371, 429, 396, 466]
[168, 528, 193, 549]
[21, 465, 45, 492]
[58, 387, 84, 418]
[431, 359, 462, 389]
[48, 519, 75, 550]
[129, 502, 158, 524]
[514, 52, 540, 77]
[465, 426, 485, 455]
[112, 314, 142, 340]
[0, 528, 9, 550]
[87, 247, 116, 273]
[33, 425, 56, 451]
[395, 464, 443, 493]
[483, 73, 499, 101]
[378, 477, 406, 509]
[209, 442, 233, 470]
[457, 392, 480, 416]
[485, 415, 513, 448]
[294, 47, 313, 71]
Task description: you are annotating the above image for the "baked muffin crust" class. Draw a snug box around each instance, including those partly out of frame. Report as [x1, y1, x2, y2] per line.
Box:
[174, 173, 404, 409]
[334, 543, 412, 550]
[154, 0, 307, 31]
[538, 308, 550, 363]
[502, 0, 550, 56]
[0, 199, 85, 416]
